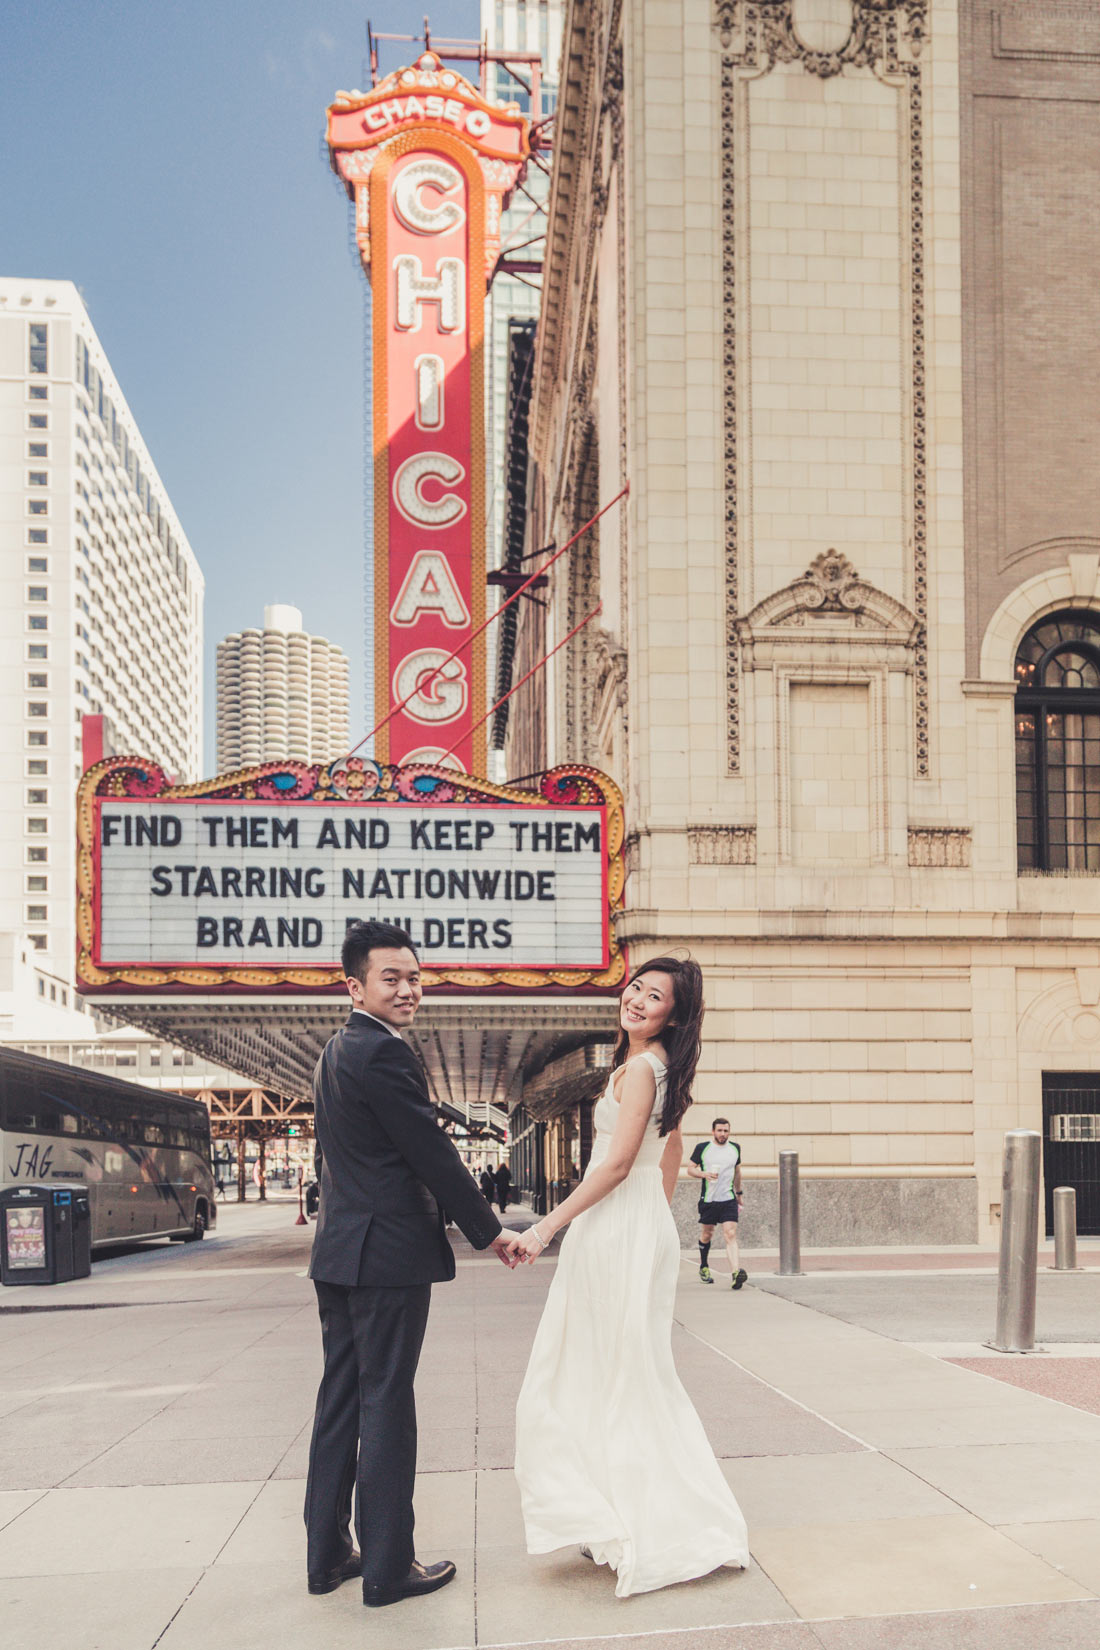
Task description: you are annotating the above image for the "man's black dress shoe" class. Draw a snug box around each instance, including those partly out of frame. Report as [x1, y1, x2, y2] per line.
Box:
[363, 1558, 457, 1608]
[307, 1552, 362, 1594]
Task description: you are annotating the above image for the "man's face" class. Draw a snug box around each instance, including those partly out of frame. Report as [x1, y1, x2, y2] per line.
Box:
[712, 1123, 730, 1144]
[347, 946, 422, 1029]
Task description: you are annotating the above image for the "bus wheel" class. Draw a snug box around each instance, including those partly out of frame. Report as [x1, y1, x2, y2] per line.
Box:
[183, 1206, 207, 1242]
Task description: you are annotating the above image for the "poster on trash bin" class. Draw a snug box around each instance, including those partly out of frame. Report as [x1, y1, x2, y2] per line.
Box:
[6, 1207, 46, 1269]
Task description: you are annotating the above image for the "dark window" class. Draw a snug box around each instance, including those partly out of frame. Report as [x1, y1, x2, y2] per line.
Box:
[29, 384, 48, 401]
[26, 847, 47, 862]
[27, 501, 47, 516]
[28, 414, 47, 428]
[28, 324, 48, 374]
[27, 530, 48, 545]
[26, 905, 47, 922]
[1016, 610, 1100, 872]
[28, 616, 48, 631]
[27, 557, 48, 573]
[28, 442, 47, 458]
[28, 471, 47, 486]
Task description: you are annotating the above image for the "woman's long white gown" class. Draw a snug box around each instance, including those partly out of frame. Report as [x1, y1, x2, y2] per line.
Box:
[514, 1051, 750, 1597]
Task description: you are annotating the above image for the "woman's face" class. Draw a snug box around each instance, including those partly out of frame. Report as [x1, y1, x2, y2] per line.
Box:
[620, 970, 675, 1042]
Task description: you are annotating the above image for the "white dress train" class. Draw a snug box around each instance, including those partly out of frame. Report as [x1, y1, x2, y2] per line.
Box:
[514, 1051, 750, 1597]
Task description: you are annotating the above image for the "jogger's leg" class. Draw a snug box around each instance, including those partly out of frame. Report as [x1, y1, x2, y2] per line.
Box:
[722, 1219, 740, 1277]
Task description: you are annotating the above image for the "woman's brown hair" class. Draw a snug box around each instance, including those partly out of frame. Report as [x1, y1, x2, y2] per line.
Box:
[611, 955, 705, 1136]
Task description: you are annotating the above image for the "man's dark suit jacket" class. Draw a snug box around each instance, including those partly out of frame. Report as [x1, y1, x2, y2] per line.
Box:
[309, 1011, 502, 1287]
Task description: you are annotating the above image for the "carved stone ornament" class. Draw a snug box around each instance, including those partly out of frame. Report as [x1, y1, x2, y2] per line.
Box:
[714, 0, 927, 78]
[689, 826, 757, 865]
[737, 553, 922, 664]
[713, 0, 930, 776]
[592, 627, 629, 710]
[908, 828, 972, 869]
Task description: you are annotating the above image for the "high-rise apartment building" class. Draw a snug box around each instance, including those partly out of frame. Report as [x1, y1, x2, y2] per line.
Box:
[216, 605, 350, 770]
[0, 278, 203, 1036]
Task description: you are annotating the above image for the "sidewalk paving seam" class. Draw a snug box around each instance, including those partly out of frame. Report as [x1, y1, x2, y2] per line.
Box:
[149, 1565, 207, 1649]
[674, 1320, 876, 1453]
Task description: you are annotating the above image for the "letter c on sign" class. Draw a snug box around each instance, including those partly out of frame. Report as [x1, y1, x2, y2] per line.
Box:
[393, 649, 468, 725]
[392, 157, 466, 235]
[393, 452, 467, 529]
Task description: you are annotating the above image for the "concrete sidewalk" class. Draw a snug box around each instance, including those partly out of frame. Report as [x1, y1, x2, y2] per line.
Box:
[1, 1203, 1099, 1649]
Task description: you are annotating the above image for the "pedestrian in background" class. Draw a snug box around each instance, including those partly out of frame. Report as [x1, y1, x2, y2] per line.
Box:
[479, 1165, 496, 1203]
[688, 1118, 746, 1289]
[494, 1159, 512, 1212]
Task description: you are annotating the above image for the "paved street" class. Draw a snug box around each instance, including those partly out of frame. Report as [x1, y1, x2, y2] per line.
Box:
[1, 1205, 1100, 1649]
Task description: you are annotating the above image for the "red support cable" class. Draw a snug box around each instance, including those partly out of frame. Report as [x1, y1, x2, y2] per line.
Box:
[335, 482, 628, 768]
[437, 603, 603, 767]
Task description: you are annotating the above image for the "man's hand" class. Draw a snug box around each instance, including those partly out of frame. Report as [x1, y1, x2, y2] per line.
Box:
[707, 1170, 720, 1181]
[490, 1233, 522, 1268]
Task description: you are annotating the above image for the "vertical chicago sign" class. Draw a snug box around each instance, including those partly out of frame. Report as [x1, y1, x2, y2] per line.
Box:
[327, 54, 530, 774]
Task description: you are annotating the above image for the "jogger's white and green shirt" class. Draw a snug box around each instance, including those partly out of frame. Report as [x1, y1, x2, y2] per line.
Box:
[690, 1138, 741, 1205]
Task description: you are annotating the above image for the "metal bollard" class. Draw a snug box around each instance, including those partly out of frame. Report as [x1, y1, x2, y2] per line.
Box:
[990, 1129, 1041, 1353]
[778, 1150, 802, 1276]
[1053, 1186, 1078, 1272]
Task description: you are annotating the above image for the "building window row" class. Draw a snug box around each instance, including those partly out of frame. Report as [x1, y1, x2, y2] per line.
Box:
[74, 337, 192, 598]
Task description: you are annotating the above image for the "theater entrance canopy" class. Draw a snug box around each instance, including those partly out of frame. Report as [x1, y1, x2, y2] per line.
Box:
[76, 757, 625, 1117]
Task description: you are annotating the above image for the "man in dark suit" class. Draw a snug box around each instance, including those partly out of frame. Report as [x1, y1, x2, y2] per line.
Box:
[304, 919, 519, 1608]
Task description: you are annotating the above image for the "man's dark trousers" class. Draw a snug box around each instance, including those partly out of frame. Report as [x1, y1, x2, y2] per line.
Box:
[305, 1280, 431, 1587]
[304, 1011, 503, 1591]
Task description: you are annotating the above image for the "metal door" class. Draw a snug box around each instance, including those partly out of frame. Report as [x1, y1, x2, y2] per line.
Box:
[1041, 1073, 1100, 1236]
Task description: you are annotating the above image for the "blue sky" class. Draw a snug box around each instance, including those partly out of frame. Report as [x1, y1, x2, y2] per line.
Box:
[2, 1, 478, 767]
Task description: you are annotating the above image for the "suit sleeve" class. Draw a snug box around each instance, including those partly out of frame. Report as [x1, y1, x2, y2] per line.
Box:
[364, 1037, 504, 1251]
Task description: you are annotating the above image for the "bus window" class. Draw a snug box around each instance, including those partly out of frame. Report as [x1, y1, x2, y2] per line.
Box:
[2, 1064, 40, 1132]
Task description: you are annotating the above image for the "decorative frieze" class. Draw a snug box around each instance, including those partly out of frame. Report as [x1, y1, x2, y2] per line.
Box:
[908, 828, 972, 868]
[689, 826, 758, 865]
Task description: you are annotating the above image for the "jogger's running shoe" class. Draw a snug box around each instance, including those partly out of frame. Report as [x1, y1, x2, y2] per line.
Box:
[699, 1266, 715, 1284]
[732, 1268, 748, 1290]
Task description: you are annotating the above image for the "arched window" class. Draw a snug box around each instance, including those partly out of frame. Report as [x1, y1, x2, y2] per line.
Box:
[1016, 611, 1100, 871]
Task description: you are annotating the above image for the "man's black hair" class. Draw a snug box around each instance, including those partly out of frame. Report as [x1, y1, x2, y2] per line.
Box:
[712, 1117, 730, 1128]
[341, 919, 419, 981]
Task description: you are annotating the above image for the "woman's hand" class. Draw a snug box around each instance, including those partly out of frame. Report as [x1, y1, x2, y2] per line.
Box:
[516, 1223, 551, 1263]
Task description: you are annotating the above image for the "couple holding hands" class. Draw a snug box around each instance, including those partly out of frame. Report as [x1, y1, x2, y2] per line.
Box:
[304, 919, 749, 1608]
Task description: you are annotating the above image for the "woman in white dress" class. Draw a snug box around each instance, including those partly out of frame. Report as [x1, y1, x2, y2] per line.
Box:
[513, 956, 750, 1598]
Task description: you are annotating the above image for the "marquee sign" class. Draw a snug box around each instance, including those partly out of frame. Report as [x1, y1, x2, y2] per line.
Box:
[76, 757, 625, 994]
[327, 54, 530, 773]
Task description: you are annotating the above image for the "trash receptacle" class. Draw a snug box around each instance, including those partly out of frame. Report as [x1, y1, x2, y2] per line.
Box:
[0, 1184, 91, 1286]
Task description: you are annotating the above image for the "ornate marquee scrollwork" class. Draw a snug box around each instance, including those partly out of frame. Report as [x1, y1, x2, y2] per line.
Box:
[713, 0, 930, 775]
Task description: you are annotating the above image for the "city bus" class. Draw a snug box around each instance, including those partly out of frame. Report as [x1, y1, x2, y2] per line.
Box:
[0, 1048, 216, 1248]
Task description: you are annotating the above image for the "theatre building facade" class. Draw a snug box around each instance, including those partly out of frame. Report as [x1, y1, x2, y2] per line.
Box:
[501, 0, 1100, 1242]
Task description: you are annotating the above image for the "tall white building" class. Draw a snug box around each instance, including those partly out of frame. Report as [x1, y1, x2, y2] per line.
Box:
[0, 278, 203, 1038]
[216, 604, 350, 770]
